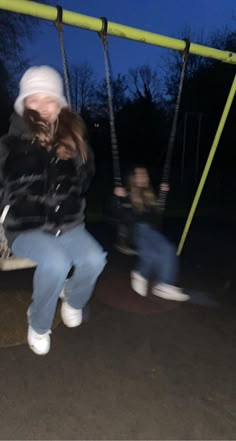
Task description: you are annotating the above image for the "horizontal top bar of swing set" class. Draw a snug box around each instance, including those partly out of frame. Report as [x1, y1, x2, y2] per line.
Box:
[1, 0, 236, 65]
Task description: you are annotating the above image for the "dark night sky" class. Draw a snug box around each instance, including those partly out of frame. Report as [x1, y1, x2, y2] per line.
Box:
[24, 0, 235, 79]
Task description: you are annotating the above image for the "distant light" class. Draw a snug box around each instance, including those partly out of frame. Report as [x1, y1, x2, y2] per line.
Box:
[94, 123, 100, 128]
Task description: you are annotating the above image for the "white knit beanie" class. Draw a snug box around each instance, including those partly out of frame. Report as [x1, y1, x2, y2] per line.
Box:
[14, 65, 68, 116]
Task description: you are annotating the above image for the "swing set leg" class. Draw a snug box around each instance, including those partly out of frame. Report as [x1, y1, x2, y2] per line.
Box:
[177, 74, 236, 256]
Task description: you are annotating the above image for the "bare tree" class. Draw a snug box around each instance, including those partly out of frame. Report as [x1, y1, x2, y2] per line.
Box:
[162, 25, 236, 107]
[95, 73, 128, 117]
[128, 64, 159, 103]
[0, 1, 56, 74]
[70, 63, 96, 114]
[161, 26, 207, 104]
[209, 26, 236, 52]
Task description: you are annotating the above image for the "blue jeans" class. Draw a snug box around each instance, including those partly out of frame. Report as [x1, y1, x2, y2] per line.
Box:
[134, 223, 178, 285]
[12, 225, 106, 334]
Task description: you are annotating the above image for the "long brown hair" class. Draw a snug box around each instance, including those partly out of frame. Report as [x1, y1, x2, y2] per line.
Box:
[128, 167, 158, 212]
[23, 107, 88, 162]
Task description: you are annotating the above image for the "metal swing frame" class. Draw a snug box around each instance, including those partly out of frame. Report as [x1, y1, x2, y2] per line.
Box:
[0, 0, 235, 265]
[99, 19, 136, 256]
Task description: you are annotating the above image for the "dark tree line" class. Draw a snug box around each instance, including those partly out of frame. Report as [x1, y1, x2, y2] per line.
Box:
[0, 7, 236, 209]
[68, 29, 236, 173]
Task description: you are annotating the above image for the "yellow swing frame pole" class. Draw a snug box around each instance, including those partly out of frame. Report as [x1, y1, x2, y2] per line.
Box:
[177, 74, 236, 256]
[0, 0, 236, 65]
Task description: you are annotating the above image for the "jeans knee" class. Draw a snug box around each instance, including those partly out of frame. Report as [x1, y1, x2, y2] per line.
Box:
[41, 253, 72, 279]
[84, 248, 107, 278]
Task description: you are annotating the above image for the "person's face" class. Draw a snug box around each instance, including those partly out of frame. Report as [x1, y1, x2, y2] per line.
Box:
[24, 93, 61, 123]
[133, 168, 150, 188]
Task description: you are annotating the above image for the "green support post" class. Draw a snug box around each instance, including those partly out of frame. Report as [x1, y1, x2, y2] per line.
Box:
[177, 74, 236, 256]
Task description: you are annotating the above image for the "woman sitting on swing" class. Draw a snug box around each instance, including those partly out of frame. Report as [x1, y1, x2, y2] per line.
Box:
[0, 65, 106, 355]
[114, 166, 189, 301]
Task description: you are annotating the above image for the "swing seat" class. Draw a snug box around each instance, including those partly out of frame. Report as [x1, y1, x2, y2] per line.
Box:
[115, 223, 136, 256]
[115, 243, 137, 256]
[0, 255, 36, 271]
[0, 225, 36, 271]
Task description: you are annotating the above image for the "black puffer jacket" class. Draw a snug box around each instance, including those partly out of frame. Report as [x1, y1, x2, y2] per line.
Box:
[112, 195, 162, 230]
[0, 113, 95, 243]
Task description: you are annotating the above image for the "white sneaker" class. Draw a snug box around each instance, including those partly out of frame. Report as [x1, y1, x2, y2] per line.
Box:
[131, 271, 148, 296]
[27, 326, 51, 355]
[152, 283, 190, 302]
[61, 301, 83, 328]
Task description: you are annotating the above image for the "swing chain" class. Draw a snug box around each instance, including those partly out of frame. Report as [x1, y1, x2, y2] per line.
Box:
[181, 38, 191, 63]
[98, 17, 122, 187]
[54, 5, 72, 108]
[158, 38, 190, 212]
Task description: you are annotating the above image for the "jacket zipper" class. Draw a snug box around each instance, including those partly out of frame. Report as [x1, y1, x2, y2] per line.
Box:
[0, 205, 10, 224]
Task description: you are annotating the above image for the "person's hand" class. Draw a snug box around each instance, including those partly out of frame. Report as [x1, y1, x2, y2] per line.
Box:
[56, 137, 77, 160]
[114, 186, 127, 197]
[160, 183, 170, 192]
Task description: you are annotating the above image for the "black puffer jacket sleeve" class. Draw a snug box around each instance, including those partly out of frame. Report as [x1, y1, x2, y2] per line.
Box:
[111, 195, 135, 223]
[0, 113, 30, 209]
